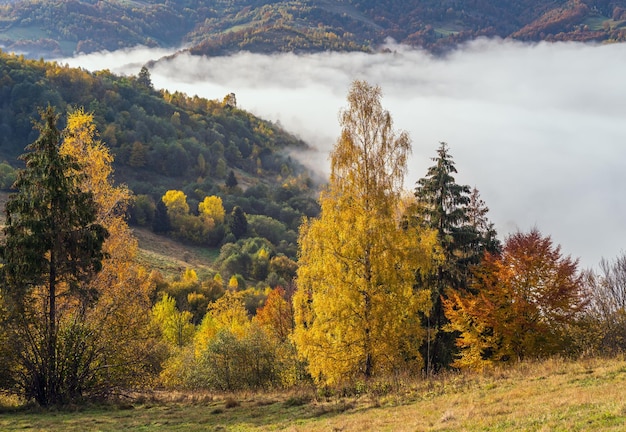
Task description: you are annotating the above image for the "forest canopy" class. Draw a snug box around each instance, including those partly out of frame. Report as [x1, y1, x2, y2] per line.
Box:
[1, 0, 625, 58]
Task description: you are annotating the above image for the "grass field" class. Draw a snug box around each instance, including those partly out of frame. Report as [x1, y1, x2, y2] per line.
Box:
[1, 355, 626, 431]
[133, 225, 219, 279]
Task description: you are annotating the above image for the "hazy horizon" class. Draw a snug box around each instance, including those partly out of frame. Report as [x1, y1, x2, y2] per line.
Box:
[60, 39, 626, 269]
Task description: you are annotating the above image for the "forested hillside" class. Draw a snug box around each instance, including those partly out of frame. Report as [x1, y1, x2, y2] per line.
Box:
[0, 50, 320, 291]
[1, 0, 626, 58]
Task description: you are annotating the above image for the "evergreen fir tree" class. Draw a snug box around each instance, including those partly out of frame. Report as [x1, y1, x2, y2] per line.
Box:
[0, 107, 108, 405]
[225, 170, 238, 189]
[137, 66, 153, 89]
[229, 206, 247, 239]
[153, 199, 171, 233]
[414, 142, 499, 372]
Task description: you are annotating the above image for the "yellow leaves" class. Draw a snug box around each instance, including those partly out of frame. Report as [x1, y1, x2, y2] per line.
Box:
[293, 81, 436, 386]
[61, 108, 131, 230]
[206, 291, 250, 339]
[194, 314, 218, 356]
[198, 195, 225, 224]
[152, 293, 195, 348]
[183, 268, 198, 283]
[59, 108, 156, 385]
[228, 275, 239, 290]
[162, 190, 189, 215]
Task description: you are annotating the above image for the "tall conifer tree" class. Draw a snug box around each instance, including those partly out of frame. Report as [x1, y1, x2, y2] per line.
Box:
[414, 142, 499, 372]
[0, 107, 107, 405]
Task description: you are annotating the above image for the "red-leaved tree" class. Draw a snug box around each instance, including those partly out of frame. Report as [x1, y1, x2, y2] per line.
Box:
[444, 228, 587, 369]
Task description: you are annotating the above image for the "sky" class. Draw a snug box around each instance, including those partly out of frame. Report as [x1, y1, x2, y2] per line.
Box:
[59, 39, 626, 269]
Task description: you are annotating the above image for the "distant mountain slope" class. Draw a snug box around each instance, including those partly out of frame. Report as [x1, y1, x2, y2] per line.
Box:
[0, 50, 319, 237]
[1, 0, 625, 58]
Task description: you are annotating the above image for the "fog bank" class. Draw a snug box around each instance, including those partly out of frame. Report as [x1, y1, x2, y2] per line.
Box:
[61, 39, 626, 269]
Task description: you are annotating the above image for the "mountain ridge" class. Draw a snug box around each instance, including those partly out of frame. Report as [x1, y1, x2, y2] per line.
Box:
[0, 0, 625, 59]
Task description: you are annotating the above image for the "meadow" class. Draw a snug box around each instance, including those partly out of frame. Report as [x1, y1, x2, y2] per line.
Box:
[1, 355, 625, 431]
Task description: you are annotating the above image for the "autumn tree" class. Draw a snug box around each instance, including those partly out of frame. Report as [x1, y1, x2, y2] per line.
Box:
[151, 292, 196, 388]
[255, 287, 293, 342]
[59, 108, 158, 398]
[199, 195, 226, 224]
[0, 107, 108, 405]
[152, 293, 195, 348]
[292, 80, 436, 386]
[581, 253, 626, 353]
[158, 290, 282, 391]
[444, 229, 586, 369]
[413, 142, 499, 371]
[162, 189, 190, 215]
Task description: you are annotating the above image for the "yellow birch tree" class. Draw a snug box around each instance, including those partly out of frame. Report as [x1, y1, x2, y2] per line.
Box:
[292, 81, 437, 386]
[198, 195, 226, 224]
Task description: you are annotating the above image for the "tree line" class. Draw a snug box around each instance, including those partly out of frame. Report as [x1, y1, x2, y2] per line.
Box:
[1, 81, 625, 405]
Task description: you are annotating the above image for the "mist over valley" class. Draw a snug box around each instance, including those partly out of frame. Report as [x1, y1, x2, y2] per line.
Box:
[60, 39, 626, 269]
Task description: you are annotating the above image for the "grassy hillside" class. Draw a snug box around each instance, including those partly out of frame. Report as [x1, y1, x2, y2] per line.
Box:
[1, 0, 626, 58]
[132, 226, 219, 278]
[1, 355, 625, 430]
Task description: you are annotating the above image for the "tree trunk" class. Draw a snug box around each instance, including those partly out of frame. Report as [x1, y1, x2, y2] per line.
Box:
[47, 251, 57, 406]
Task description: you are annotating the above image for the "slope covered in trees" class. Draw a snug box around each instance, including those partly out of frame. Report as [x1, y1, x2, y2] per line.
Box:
[1, 0, 626, 58]
[0, 51, 317, 209]
[0, 50, 319, 294]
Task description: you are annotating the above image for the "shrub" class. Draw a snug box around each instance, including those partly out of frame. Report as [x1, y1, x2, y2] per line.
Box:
[191, 327, 279, 391]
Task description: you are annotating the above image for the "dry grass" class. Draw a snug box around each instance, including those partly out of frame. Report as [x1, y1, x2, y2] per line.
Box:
[132, 226, 219, 278]
[1, 356, 626, 431]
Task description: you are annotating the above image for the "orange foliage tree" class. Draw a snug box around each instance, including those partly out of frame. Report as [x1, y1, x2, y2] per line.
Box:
[60, 109, 158, 390]
[255, 287, 293, 342]
[444, 228, 587, 369]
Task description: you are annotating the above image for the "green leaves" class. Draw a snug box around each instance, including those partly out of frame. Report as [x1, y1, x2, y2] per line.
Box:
[2, 107, 108, 301]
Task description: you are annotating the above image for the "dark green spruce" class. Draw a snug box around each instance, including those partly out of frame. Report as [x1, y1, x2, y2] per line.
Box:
[229, 205, 248, 240]
[414, 142, 500, 373]
[0, 107, 108, 406]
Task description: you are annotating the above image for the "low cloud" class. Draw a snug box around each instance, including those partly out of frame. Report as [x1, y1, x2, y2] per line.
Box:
[62, 39, 626, 269]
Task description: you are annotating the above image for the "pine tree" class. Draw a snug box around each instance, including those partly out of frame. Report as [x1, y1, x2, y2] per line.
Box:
[0, 107, 108, 405]
[137, 66, 153, 89]
[413, 142, 499, 372]
[225, 169, 238, 189]
[229, 206, 248, 239]
[153, 199, 171, 233]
